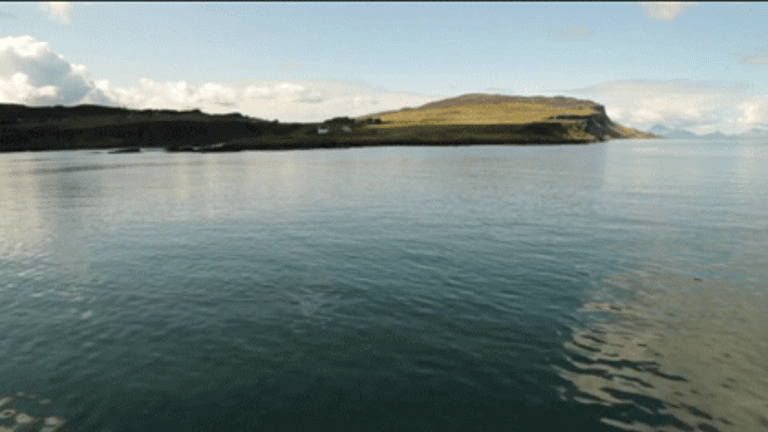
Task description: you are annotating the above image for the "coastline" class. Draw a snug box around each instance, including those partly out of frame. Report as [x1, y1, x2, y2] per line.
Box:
[0, 137, 600, 154]
[0, 121, 608, 153]
[0, 102, 654, 154]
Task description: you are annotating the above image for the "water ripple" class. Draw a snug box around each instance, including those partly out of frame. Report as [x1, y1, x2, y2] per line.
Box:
[561, 272, 768, 432]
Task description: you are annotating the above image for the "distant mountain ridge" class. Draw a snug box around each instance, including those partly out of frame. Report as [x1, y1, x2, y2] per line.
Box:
[649, 123, 768, 139]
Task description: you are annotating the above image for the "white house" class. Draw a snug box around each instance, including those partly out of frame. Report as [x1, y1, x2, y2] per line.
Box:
[342, 125, 352, 133]
[317, 127, 329, 134]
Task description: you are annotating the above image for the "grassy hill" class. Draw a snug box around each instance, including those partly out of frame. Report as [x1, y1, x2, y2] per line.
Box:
[0, 104, 315, 152]
[0, 94, 654, 153]
[357, 93, 654, 142]
[360, 94, 598, 125]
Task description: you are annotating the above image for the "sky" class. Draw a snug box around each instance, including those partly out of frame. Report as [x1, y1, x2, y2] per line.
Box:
[1, 2, 768, 133]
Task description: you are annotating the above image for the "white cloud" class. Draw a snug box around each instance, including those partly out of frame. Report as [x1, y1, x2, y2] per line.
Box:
[0, 72, 58, 101]
[39, 2, 72, 24]
[5, 36, 767, 132]
[0, 35, 105, 105]
[570, 80, 768, 134]
[0, 36, 439, 122]
[741, 55, 768, 64]
[737, 95, 768, 127]
[93, 78, 441, 122]
[640, 2, 695, 21]
[734, 48, 768, 64]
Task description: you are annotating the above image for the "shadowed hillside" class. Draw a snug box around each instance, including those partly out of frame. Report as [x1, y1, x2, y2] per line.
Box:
[0, 104, 312, 152]
[0, 94, 654, 153]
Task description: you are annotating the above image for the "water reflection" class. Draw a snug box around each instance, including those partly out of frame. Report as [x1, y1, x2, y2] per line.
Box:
[604, 139, 768, 200]
[560, 271, 768, 431]
[0, 392, 65, 432]
[734, 141, 768, 197]
[2, 142, 767, 431]
[0, 163, 45, 249]
[284, 268, 337, 332]
[37, 161, 100, 309]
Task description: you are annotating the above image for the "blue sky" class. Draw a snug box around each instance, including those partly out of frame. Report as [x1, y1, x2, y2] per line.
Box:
[1, 2, 768, 133]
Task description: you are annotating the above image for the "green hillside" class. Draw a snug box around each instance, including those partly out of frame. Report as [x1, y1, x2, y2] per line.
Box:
[0, 94, 655, 153]
[357, 94, 654, 141]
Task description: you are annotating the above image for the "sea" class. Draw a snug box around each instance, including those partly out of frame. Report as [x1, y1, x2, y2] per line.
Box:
[1, 138, 766, 432]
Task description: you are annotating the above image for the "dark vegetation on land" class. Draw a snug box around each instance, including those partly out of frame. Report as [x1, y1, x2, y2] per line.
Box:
[0, 94, 654, 153]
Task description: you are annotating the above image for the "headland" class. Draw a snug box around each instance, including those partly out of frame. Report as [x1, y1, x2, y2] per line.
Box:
[0, 94, 655, 153]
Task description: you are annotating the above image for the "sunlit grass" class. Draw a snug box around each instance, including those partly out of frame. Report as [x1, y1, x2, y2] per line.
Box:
[1, 94, 654, 152]
[367, 102, 598, 127]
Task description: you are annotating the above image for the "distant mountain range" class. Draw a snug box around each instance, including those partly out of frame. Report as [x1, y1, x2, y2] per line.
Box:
[649, 124, 768, 139]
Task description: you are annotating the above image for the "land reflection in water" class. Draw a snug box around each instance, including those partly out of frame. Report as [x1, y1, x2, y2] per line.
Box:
[558, 271, 768, 432]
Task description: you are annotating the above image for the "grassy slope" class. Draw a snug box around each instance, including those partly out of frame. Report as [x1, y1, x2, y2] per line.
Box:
[360, 96, 597, 126]
[356, 94, 654, 142]
[0, 94, 654, 152]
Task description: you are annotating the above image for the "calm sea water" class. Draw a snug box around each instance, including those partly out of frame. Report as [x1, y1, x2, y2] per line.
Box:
[1, 139, 766, 432]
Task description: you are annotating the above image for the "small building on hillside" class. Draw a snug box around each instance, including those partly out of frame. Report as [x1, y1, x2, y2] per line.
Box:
[317, 126, 329, 134]
[342, 125, 352, 133]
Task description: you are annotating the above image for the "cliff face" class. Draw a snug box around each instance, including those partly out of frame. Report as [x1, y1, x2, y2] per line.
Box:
[549, 105, 655, 141]
[547, 115, 609, 141]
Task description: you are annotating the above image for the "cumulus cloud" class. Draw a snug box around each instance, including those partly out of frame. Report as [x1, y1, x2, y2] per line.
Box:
[5, 36, 768, 131]
[94, 78, 441, 122]
[0, 35, 107, 105]
[737, 95, 768, 127]
[0, 35, 439, 122]
[640, 2, 695, 21]
[39, 2, 72, 24]
[569, 80, 768, 134]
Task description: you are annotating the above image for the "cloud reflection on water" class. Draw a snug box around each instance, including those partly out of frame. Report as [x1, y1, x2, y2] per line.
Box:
[559, 271, 768, 432]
